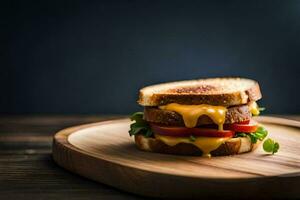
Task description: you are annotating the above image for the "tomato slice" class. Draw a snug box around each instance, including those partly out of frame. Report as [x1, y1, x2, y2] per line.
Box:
[237, 120, 250, 124]
[150, 124, 234, 137]
[224, 120, 258, 133]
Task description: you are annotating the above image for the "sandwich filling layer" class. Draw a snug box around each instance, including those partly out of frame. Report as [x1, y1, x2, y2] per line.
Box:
[143, 104, 254, 127]
[159, 103, 227, 130]
[156, 103, 229, 157]
[150, 102, 259, 157]
[155, 133, 230, 158]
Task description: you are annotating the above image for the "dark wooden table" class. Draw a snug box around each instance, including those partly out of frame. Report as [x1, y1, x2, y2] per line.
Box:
[1, 115, 299, 199]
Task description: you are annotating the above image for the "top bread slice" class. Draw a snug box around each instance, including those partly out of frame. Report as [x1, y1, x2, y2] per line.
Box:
[138, 77, 262, 106]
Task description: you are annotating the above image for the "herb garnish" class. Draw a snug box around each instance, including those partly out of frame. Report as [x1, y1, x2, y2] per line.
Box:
[263, 138, 280, 154]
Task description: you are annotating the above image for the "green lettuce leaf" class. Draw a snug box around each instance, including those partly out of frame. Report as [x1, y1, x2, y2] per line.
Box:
[234, 126, 279, 154]
[235, 126, 268, 143]
[128, 112, 153, 137]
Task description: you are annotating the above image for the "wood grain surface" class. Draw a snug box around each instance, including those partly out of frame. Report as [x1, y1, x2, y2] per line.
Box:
[0, 115, 143, 200]
[1, 115, 300, 200]
[53, 116, 300, 199]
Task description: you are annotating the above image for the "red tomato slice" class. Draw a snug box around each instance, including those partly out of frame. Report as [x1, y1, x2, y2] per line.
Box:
[224, 120, 258, 133]
[150, 124, 234, 137]
[237, 120, 250, 124]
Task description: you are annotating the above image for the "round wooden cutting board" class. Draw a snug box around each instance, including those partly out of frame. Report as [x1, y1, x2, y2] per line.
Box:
[52, 116, 300, 199]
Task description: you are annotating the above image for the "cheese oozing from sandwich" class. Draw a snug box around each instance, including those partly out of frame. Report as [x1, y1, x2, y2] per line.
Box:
[155, 134, 229, 158]
[157, 103, 228, 157]
[248, 101, 260, 116]
[159, 103, 227, 130]
[154, 102, 260, 157]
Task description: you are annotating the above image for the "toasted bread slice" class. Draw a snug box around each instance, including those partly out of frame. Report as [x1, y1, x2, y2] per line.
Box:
[138, 77, 261, 106]
[144, 104, 251, 126]
[135, 134, 260, 156]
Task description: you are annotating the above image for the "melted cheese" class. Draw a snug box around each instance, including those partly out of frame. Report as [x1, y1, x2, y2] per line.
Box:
[159, 103, 227, 130]
[155, 134, 229, 158]
[248, 101, 260, 116]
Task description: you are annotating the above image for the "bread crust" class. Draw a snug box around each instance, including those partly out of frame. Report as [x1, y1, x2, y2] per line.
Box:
[134, 134, 260, 156]
[143, 104, 251, 126]
[138, 78, 262, 106]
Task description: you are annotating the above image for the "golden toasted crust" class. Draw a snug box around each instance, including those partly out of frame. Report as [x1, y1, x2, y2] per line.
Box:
[143, 104, 251, 126]
[138, 78, 262, 106]
[134, 135, 260, 156]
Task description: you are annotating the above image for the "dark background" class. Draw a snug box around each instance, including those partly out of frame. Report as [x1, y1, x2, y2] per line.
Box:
[2, 0, 300, 115]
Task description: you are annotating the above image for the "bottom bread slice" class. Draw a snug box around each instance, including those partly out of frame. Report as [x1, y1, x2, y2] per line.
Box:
[134, 134, 260, 156]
